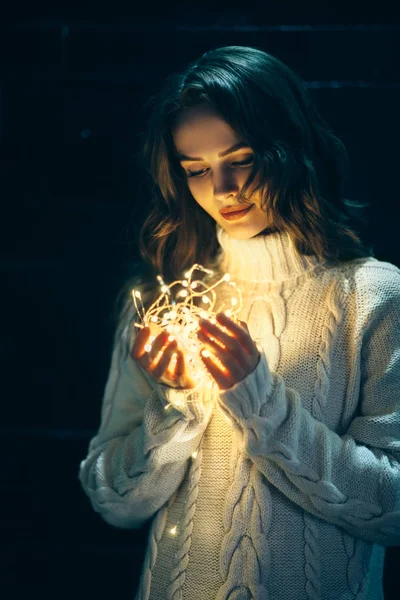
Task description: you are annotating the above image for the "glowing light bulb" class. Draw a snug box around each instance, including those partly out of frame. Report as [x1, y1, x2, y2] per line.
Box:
[191, 451, 198, 459]
[161, 285, 169, 293]
[202, 296, 210, 304]
[144, 344, 152, 352]
[201, 349, 210, 358]
[231, 297, 238, 306]
[134, 290, 141, 298]
[170, 525, 177, 535]
[223, 273, 231, 282]
[182, 280, 188, 287]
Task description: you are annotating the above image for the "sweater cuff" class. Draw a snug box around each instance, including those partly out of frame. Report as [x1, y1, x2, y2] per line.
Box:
[218, 351, 273, 419]
[141, 389, 213, 464]
[218, 351, 287, 454]
[156, 382, 215, 424]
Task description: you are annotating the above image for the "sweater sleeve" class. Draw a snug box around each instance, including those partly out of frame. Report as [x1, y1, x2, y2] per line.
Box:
[217, 266, 400, 547]
[78, 314, 214, 529]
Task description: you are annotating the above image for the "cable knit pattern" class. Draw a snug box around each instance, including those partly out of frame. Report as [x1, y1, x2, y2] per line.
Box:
[302, 280, 342, 599]
[303, 511, 321, 599]
[312, 279, 342, 422]
[79, 222, 400, 600]
[291, 277, 341, 599]
[342, 531, 373, 598]
[167, 444, 204, 600]
[217, 450, 271, 599]
[137, 496, 174, 600]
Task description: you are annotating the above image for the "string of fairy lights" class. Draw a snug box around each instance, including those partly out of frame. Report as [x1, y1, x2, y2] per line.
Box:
[131, 263, 243, 398]
[131, 264, 243, 540]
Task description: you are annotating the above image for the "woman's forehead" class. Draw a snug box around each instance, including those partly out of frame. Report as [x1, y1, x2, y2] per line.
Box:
[172, 106, 241, 159]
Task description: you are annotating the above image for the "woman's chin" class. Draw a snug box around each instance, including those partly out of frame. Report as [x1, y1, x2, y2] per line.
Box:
[222, 223, 276, 240]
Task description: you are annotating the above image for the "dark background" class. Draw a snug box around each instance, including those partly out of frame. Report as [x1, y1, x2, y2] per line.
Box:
[1, 1, 399, 598]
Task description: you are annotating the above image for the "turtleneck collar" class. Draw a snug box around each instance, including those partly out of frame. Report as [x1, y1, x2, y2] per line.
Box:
[215, 224, 325, 283]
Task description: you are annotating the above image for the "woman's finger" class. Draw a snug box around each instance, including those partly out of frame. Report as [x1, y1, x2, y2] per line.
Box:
[131, 326, 151, 360]
[197, 329, 228, 355]
[216, 313, 255, 356]
[216, 313, 249, 336]
[173, 349, 184, 379]
[149, 330, 170, 359]
[198, 318, 238, 351]
[200, 333, 244, 379]
[148, 339, 177, 379]
[137, 330, 170, 371]
[200, 351, 232, 390]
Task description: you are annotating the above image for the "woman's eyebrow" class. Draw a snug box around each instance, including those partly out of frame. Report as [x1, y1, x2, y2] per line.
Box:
[178, 142, 251, 162]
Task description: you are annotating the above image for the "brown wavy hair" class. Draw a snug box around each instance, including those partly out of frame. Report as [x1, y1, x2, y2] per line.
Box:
[113, 45, 374, 339]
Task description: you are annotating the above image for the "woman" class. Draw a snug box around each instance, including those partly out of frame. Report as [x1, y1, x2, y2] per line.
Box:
[79, 46, 400, 599]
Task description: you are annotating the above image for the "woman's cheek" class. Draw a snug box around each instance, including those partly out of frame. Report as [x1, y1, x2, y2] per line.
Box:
[188, 181, 206, 203]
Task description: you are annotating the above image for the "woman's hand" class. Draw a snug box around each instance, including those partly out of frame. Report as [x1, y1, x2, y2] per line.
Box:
[197, 312, 261, 390]
[131, 326, 196, 390]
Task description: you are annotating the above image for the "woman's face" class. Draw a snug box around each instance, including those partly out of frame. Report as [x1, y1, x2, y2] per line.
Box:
[172, 104, 273, 240]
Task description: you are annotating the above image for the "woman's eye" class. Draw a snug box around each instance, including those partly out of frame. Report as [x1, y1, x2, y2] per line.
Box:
[186, 157, 254, 178]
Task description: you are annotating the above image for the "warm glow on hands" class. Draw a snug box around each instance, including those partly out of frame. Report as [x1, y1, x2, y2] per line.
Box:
[198, 312, 261, 390]
[131, 264, 243, 395]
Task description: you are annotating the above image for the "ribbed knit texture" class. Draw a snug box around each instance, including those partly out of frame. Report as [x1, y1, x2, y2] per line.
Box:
[79, 223, 400, 600]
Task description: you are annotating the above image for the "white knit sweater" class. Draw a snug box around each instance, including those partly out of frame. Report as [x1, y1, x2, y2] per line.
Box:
[79, 224, 400, 600]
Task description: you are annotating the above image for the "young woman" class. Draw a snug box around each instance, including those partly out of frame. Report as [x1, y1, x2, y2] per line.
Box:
[79, 46, 400, 600]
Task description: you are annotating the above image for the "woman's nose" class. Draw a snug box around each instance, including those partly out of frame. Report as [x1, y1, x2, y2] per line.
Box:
[213, 173, 240, 200]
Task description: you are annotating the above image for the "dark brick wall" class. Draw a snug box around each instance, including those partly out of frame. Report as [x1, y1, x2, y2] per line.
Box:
[2, 5, 399, 598]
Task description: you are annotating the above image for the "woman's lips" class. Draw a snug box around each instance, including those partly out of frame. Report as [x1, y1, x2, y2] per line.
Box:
[220, 205, 253, 221]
